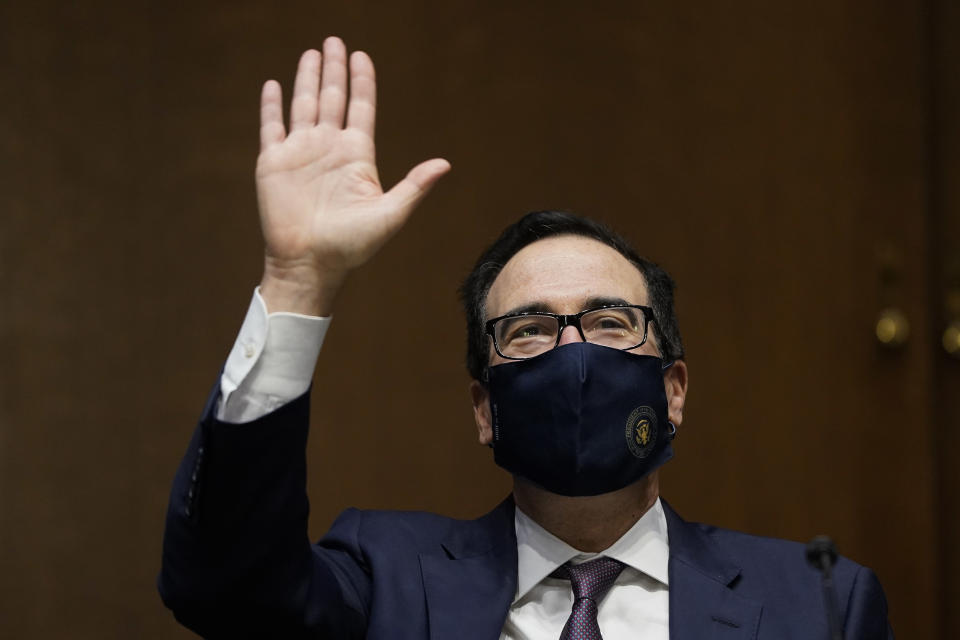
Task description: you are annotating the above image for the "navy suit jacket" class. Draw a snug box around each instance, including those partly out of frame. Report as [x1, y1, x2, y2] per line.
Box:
[160, 387, 893, 639]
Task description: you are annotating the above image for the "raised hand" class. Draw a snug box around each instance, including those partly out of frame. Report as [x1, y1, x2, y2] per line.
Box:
[256, 37, 450, 315]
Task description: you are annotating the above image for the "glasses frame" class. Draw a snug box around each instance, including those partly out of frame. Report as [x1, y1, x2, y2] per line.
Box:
[484, 304, 654, 361]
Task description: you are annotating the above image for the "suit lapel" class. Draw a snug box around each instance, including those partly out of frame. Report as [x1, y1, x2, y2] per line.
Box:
[663, 500, 762, 639]
[420, 498, 518, 640]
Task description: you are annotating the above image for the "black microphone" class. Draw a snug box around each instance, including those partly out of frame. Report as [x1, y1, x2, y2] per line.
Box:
[806, 536, 844, 640]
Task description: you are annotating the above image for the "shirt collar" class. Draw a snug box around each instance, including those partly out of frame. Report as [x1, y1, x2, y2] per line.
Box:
[513, 497, 670, 603]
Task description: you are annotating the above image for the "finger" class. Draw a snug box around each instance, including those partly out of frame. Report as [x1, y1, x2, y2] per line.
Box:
[384, 158, 452, 213]
[346, 51, 376, 136]
[318, 36, 349, 127]
[260, 80, 286, 150]
[290, 49, 321, 131]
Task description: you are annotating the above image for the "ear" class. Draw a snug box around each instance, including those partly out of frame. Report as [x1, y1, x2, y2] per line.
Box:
[469, 380, 494, 445]
[663, 360, 688, 427]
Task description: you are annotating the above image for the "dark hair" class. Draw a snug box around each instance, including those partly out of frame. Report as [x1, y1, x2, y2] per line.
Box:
[458, 210, 685, 381]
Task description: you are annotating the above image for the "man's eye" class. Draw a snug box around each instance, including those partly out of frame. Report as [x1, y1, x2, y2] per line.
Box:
[510, 321, 551, 339]
[597, 316, 630, 329]
[583, 309, 641, 337]
[501, 317, 555, 343]
[592, 315, 632, 333]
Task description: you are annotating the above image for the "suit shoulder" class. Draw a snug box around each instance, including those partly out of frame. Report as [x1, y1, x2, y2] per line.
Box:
[322, 500, 512, 555]
[690, 521, 872, 598]
[321, 507, 452, 548]
[692, 522, 890, 635]
[697, 522, 809, 560]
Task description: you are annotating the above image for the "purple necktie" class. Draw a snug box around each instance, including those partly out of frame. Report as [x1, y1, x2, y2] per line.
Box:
[551, 556, 625, 640]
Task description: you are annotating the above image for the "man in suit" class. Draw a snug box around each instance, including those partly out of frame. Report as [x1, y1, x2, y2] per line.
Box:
[159, 37, 893, 638]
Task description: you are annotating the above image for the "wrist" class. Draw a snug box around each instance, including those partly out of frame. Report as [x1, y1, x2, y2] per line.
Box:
[259, 259, 346, 316]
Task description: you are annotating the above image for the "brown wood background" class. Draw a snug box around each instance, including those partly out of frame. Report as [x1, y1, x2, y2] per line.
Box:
[1, 1, 956, 638]
[932, 0, 960, 635]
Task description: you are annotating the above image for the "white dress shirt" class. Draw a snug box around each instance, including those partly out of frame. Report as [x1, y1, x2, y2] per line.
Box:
[217, 288, 329, 423]
[221, 289, 670, 638]
[503, 502, 669, 639]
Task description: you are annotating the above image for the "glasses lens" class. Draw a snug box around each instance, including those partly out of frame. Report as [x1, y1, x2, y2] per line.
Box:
[494, 314, 559, 358]
[581, 306, 646, 349]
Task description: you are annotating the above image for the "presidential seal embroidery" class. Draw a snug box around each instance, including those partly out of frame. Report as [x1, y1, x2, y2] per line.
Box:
[625, 406, 657, 458]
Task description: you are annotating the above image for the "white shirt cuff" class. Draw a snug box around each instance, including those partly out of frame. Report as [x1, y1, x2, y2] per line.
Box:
[217, 287, 330, 423]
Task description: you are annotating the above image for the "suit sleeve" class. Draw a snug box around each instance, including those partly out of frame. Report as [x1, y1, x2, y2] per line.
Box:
[843, 566, 895, 640]
[158, 382, 369, 639]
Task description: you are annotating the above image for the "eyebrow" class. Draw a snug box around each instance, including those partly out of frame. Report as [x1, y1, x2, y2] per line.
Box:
[498, 296, 637, 318]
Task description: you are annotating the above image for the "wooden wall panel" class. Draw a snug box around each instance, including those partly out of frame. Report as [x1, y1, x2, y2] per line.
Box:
[932, 0, 960, 636]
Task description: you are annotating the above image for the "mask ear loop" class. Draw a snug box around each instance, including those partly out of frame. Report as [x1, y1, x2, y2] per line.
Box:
[481, 367, 494, 448]
[662, 361, 677, 440]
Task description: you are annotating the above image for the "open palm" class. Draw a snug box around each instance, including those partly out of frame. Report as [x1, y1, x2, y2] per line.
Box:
[256, 39, 449, 306]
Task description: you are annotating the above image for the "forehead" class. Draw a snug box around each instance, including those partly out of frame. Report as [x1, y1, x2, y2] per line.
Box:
[485, 235, 649, 317]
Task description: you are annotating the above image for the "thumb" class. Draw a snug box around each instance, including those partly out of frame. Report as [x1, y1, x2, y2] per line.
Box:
[384, 158, 452, 213]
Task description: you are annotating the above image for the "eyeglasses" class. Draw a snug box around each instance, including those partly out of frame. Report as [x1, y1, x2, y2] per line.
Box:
[485, 304, 654, 361]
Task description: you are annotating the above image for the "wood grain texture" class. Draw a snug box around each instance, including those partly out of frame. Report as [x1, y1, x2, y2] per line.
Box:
[931, 0, 960, 636]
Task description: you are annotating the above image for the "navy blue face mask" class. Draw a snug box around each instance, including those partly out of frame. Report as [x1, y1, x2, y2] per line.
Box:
[487, 342, 675, 497]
